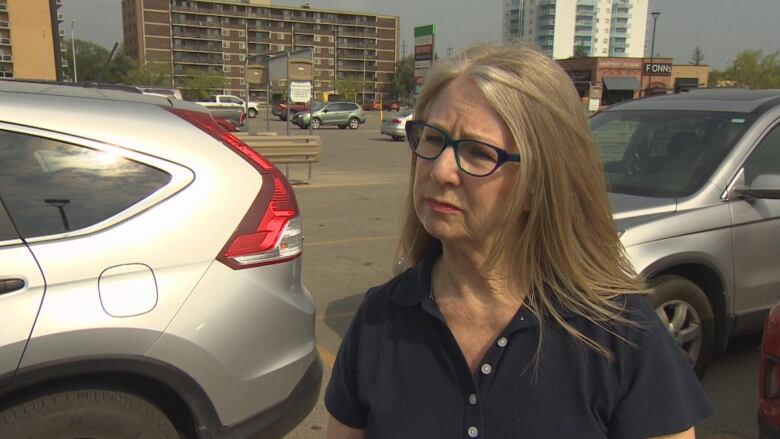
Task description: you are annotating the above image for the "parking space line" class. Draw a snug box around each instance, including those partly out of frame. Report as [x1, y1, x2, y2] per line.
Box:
[305, 235, 398, 247]
[318, 345, 336, 369]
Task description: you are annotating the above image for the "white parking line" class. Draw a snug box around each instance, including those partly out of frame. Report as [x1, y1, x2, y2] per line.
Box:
[305, 235, 398, 247]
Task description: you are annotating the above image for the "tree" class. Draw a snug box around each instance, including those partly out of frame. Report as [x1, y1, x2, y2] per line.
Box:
[125, 62, 173, 86]
[690, 46, 705, 65]
[335, 77, 371, 103]
[390, 55, 414, 104]
[573, 44, 589, 59]
[179, 68, 227, 101]
[61, 39, 134, 83]
[714, 49, 780, 90]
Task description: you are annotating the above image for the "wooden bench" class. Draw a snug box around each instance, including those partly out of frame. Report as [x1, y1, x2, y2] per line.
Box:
[234, 133, 321, 183]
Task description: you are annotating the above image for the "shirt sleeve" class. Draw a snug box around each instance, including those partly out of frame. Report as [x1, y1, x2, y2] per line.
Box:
[608, 296, 715, 439]
[324, 293, 370, 429]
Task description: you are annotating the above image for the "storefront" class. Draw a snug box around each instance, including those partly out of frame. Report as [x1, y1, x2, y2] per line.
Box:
[671, 65, 710, 93]
[559, 56, 676, 110]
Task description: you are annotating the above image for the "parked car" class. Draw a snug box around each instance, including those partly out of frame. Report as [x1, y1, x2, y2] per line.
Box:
[589, 89, 780, 377]
[292, 102, 365, 130]
[196, 94, 261, 118]
[384, 101, 400, 111]
[759, 303, 780, 438]
[381, 110, 414, 141]
[363, 101, 382, 111]
[0, 80, 321, 438]
[272, 100, 322, 121]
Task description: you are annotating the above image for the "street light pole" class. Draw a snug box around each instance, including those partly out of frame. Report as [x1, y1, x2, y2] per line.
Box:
[70, 19, 77, 82]
[647, 11, 660, 96]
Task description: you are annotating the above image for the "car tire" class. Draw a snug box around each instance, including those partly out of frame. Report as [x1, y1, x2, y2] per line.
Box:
[248, 108, 257, 118]
[646, 275, 715, 378]
[0, 388, 180, 439]
[348, 118, 360, 129]
[311, 118, 321, 130]
[338, 124, 347, 129]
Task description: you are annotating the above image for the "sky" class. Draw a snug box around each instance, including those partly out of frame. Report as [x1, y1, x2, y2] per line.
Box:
[61, 0, 780, 70]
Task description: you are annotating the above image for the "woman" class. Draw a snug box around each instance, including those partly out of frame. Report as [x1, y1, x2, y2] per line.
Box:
[325, 43, 713, 438]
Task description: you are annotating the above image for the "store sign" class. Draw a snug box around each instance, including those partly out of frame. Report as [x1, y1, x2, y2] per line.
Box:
[289, 80, 312, 102]
[414, 25, 436, 93]
[644, 63, 673, 76]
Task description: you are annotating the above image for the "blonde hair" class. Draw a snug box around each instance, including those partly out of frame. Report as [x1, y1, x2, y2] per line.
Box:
[399, 42, 644, 359]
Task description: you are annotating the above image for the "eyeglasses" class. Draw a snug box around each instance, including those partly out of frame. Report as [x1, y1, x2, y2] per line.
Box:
[405, 121, 521, 177]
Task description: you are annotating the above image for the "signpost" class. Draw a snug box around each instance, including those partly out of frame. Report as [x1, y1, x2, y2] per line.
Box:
[413, 25, 436, 96]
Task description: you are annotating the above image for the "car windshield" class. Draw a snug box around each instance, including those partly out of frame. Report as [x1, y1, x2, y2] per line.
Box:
[589, 110, 756, 197]
[312, 103, 325, 111]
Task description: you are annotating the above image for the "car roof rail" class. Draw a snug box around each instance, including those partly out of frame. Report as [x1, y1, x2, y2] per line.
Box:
[751, 95, 780, 115]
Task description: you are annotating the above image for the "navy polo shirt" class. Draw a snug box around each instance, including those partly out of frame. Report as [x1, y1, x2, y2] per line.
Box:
[325, 243, 714, 438]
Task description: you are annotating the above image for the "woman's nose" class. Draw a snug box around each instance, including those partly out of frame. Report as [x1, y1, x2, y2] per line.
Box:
[429, 146, 461, 185]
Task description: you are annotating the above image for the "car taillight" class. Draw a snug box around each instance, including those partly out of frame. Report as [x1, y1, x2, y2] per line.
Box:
[391, 118, 402, 124]
[240, 112, 247, 126]
[168, 108, 303, 269]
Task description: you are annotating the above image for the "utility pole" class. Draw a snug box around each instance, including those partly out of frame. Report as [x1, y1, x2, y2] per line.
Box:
[402, 40, 406, 59]
[647, 11, 661, 96]
[333, 26, 338, 95]
[70, 19, 77, 82]
[244, 19, 249, 132]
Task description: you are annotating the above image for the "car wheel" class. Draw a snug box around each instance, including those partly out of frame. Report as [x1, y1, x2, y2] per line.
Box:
[647, 275, 715, 378]
[248, 108, 257, 118]
[279, 115, 287, 121]
[0, 388, 180, 439]
[348, 118, 360, 129]
[311, 118, 321, 129]
[338, 124, 347, 129]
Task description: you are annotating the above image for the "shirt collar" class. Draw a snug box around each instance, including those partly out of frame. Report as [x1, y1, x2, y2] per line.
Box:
[389, 240, 578, 322]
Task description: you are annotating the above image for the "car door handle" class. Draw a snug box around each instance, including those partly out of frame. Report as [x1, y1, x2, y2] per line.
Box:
[0, 278, 25, 295]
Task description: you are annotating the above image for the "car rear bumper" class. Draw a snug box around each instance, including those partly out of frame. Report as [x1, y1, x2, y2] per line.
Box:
[381, 125, 404, 136]
[214, 355, 322, 439]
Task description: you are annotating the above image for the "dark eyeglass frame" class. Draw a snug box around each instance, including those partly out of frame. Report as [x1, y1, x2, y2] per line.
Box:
[405, 121, 522, 177]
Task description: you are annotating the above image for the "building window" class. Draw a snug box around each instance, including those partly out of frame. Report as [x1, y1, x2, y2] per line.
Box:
[239, 54, 246, 62]
[314, 35, 321, 42]
[277, 33, 284, 40]
[239, 30, 245, 37]
[223, 65, 231, 73]
[222, 28, 230, 36]
[222, 41, 230, 49]
[315, 58, 321, 64]
[239, 42, 246, 49]
[223, 53, 231, 61]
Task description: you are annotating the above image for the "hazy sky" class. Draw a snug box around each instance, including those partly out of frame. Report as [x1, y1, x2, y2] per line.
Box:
[61, 0, 779, 70]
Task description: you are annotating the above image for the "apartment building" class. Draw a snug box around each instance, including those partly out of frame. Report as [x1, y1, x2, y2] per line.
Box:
[502, 0, 648, 59]
[0, 0, 64, 81]
[122, 0, 400, 102]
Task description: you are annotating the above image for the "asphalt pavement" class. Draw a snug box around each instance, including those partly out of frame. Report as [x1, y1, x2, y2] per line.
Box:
[244, 112, 762, 439]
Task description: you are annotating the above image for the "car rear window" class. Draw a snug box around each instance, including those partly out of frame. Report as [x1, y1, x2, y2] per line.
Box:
[590, 110, 756, 197]
[0, 130, 171, 239]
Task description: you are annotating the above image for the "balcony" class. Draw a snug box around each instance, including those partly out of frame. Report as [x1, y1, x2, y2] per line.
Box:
[538, 19, 555, 26]
[57, 12, 64, 22]
[337, 61, 376, 72]
[59, 29, 65, 37]
[293, 24, 316, 34]
[173, 53, 223, 65]
[0, 38, 9, 46]
[0, 54, 11, 63]
[337, 39, 376, 50]
[294, 35, 315, 46]
[173, 41, 223, 53]
[0, 21, 8, 29]
[337, 49, 377, 60]
[537, 29, 555, 36]
[55, 0, 62, 6]
[0, 4, 7, 12]
[171, 17, 220, 28]
[575, 29, 593, 37]
[173, 28, 221, 40]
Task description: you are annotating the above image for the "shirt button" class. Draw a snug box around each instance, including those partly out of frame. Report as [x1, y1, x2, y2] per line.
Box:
[480, 363, 492, 375]
[468, 393, 477, 405]
[468, 426, 479, 438]
[497, 336, 508, 347]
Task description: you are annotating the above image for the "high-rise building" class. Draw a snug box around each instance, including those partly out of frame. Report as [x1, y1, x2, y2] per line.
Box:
[0, 0, 64, 81]
[122, 0, 400, 102]
[502, 0, 648, 59]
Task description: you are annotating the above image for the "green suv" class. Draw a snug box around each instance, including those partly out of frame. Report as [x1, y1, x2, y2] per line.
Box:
[292, 102, 366, 129]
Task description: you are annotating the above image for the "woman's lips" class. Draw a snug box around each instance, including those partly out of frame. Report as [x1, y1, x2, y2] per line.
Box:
[426, 198, 461, 213]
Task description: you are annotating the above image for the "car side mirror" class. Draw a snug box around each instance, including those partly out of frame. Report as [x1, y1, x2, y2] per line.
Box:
[322, 109, 328, 113]
[733, 173, 780, 199]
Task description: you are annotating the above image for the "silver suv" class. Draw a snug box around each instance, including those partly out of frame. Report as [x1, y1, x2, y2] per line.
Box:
[590, 89, 780, 376]
[0, 81, 321, 438]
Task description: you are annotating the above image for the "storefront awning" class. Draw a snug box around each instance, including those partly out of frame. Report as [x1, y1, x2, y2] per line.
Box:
[675, 78, 700, 87]
[603, 76, 640, 91]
